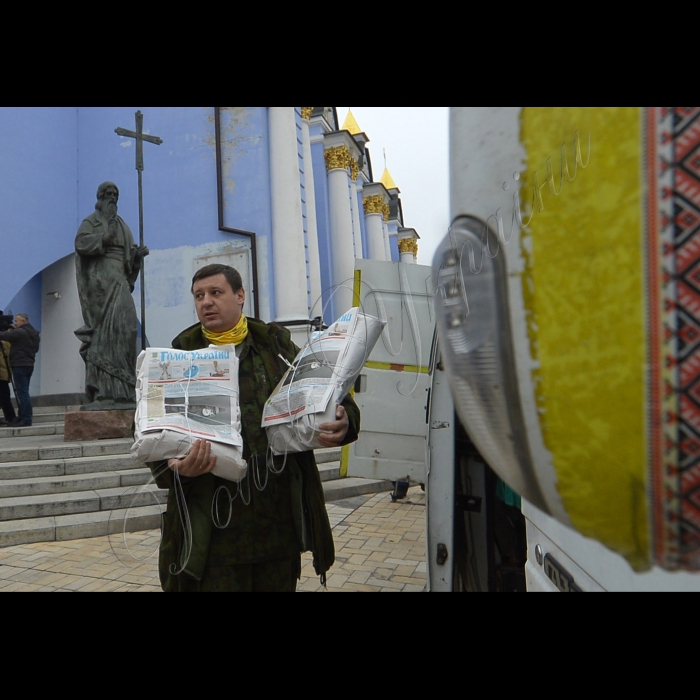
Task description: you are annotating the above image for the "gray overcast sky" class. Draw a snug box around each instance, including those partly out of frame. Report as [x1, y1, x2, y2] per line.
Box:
[336, 107, 449, 267]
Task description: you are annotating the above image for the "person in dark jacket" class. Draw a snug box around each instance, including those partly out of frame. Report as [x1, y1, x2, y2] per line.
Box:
[148, 264, 360, 591]
[0, 314, 40, 427]
[0, 339, 17, 426]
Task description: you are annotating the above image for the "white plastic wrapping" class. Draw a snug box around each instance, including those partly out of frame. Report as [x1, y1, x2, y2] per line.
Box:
[263, 308, 386, 454]
[130, 345, 246, 482]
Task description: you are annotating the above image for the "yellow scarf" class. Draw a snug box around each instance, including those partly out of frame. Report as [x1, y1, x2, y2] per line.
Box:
[202, 315, 249, 346]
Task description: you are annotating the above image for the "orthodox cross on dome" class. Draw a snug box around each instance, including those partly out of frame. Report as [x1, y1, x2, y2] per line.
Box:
[380, 148, 398, 190]
[114, 110, 163, 351]
[381, 166, 398, 191]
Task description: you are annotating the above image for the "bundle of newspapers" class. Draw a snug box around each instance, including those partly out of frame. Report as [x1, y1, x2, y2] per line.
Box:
[130, 345, 246, 482]
[263, 308, 386, 455]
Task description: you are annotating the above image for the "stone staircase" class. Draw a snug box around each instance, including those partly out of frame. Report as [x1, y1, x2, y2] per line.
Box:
[0, 405, 392, 548]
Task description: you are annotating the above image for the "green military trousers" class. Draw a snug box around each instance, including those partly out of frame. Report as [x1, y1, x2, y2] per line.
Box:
[170, 554, 302, 592]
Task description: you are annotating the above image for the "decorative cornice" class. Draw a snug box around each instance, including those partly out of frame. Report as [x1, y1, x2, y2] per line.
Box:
[398, 238, 418, 256]
[323, 130, 362, 179]
[363, 195, 390, 221]
[325, 145, 351, 172]
[324, 145, 359, 178]
[301, 107, 314, 120]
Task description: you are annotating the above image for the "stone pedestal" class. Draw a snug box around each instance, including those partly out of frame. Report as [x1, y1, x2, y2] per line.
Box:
[64, 410, 135, 441]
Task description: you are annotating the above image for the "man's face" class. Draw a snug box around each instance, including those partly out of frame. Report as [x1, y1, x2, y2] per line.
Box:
[102, 186, 118, 204]
[99, 186, 119, 218]
[14, 316, 26, 328]
[193, 274, 245, 333]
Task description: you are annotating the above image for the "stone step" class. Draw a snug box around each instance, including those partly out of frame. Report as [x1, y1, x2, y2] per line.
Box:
[0, 504, 164, 548]
[0, 472, 391, 546]
[33, 412, 68, 424]
[0, 481, 394, 548]
[323, 476, 394, 502]
[0, 437, 135, 464]
[318, 462, 341, 482]
[0, 468, 155, 498]
[315, 447, 341, 464]
[0, 484, 167, 522]
[315, 454, 393, 500]
[32, 405, 81, 414]
[0, 428, 391, 546]
[0, 422, 65, 437]
[0, 405, 77, 421]
[0, 453, 143, 480]
[0, 458, 378, 501]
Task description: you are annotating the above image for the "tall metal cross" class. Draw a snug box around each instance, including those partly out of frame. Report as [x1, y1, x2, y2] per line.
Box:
[115, 110, 162, 351]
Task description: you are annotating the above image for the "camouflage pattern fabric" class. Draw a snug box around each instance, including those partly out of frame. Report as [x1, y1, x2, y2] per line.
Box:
[159, 555, 302, 593]
[0, 341, 10, 382]
[149, 318, 360, 592]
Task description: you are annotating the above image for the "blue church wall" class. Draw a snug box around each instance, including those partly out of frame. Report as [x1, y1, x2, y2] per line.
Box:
[72, 107, 275, 347]
[389, 227, 400, 262]
[76, 107, 220, 253]
[0, 107, 78, 308]
[0, 106, 232, 307]
[5, 273, 42, 332]
[391, 240, 399, 262]
[0, 107, 409, 399]
[216, 107, 274, 321]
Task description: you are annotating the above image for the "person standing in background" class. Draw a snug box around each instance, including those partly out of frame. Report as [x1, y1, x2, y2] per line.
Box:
[0, 314, 40, 427]
[0, 335, 17, 427]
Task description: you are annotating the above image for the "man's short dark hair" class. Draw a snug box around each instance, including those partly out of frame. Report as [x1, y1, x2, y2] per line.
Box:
[191, 264, 243, 294]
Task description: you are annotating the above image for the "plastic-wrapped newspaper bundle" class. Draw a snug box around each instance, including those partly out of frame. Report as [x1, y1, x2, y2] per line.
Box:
[130, 345, 246, 482]
[263, 308, 385, 454]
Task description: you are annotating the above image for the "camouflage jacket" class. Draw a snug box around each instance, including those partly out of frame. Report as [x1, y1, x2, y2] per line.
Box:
[149, 317, 360, 591]
[0, 341, 10, 382]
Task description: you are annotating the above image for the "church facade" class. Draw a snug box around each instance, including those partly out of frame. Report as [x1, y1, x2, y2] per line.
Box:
[0, 107, 419, 405]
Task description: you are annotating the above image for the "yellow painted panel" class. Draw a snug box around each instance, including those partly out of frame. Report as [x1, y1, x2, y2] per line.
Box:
[365, 361, 430, 374]
[520, 107, 648, 569]
[340, 444, 349, 478]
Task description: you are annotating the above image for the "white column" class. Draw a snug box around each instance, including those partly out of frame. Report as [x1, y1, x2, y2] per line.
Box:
[361, 186, 390, 262]
[349, 179, 364, 261]
[366, 213, 386, 260]
[383, 221, 392, 261]
[268, 107, 309, 324]
[398, 234, 418, 265]
[300, 109, 323, 317]
[327, 166, 357, 319]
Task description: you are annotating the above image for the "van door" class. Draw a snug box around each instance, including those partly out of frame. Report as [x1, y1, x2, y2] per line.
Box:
[344, 258, 436, 484]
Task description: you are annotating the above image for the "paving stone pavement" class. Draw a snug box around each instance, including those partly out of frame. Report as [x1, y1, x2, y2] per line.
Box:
[0, 486, 427, 592]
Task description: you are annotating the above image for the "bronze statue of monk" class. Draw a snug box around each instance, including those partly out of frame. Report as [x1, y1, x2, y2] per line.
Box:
[74, 181, 149, 410]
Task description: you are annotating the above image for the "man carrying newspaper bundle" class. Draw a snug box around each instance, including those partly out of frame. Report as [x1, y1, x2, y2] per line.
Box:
[149, 264, 360, 592]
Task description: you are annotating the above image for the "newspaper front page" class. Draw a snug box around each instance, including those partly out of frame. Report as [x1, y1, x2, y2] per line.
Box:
[130, 346, 246, 482]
